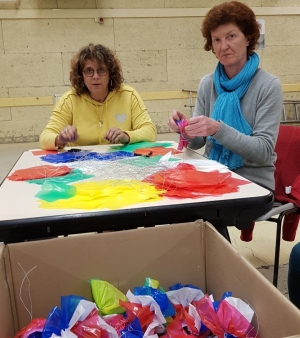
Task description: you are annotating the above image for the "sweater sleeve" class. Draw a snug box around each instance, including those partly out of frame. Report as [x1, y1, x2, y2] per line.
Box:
[124, 89, 157, 143]
[39, 93, 73, 150]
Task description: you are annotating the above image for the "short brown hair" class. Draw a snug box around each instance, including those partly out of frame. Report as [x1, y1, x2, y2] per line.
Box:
[201, 1, 260, 56]
[70, 43, 124, 95]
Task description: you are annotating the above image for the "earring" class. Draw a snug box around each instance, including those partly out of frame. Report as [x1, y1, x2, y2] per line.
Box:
[110, 79, 113, 87]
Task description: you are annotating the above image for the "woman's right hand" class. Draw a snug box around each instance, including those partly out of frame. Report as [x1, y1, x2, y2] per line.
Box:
[167, 109, 187, 132]
[57, 125, 78, 146]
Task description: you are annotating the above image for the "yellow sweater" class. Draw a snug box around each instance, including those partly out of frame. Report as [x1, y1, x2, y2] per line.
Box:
[39, 84, 157, 150]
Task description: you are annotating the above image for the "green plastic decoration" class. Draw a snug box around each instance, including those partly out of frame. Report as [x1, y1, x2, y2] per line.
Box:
[90, 279, 128, 315]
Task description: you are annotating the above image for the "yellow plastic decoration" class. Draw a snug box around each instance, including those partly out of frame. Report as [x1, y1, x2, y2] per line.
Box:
[39, 179, 165, 210]
[144, 277, 160, 289]
[90, 279, 128, 315]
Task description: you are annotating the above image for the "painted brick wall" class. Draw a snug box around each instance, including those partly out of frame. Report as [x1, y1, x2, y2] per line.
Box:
[0, 0, 300, 143]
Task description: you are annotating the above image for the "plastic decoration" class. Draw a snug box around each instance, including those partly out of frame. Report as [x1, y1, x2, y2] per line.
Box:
[70, 307, 103, 338]
[110, 142, 174, 152]
[124, 290, 168, 338]
[133, 286, 175, 318]
[27, 168, 93, 185]
[125, 290, 166, 325]
[90, 279, 128, 315]
[42, 306, 69, 337]
[120, 155, 178, 168]
[143, 163, 250, 198]
[166, 286, 205, 308]
[119, 300, 154, 330]
[119, 317, 144, 338]
[98, 316, 120, 338]
[31, 150, 57, 156]
[193, 294, 257, 338]
[40, 151, 134, 164]
[133, 147, 181, 157]
[168, 282, 201, 291]
[176, 119, 189, 151]
[14, 318, 46, 338]
[38, 180, 164, 210]
[172, 303, 199, 336]
[165, 315, 189, 338]
[7, 165, 72, 181]
[35, 182, 76, 202]
[144, 277, 160, 289]
[41, 296, 116, 338]
[101, 314, 128, 334]
[14, 280, 258, 338]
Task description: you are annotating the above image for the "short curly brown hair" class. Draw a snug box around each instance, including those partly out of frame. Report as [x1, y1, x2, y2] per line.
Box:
[201, 1, 260, 57]
[70, 43, 124, 95]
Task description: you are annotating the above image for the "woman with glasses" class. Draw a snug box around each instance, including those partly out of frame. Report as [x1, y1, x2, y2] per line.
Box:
[167, 1, 283, 240]
[40, 43, 156, 150]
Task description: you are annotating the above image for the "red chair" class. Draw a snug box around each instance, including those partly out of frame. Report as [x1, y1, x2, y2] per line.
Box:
[246, 125, 300, 287]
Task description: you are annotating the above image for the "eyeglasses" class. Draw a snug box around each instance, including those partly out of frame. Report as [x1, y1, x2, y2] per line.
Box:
[83, 67, 108, 77]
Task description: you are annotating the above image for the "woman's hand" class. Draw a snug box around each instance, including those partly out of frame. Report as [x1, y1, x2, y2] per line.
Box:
[184, 116, 220, 138]
[57, 126, 78, 147]
[167, 109, 187, 132]
[105, 127, 130, 144]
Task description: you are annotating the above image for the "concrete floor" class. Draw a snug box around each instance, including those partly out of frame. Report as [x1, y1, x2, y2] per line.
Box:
[1, 133, 299, 300]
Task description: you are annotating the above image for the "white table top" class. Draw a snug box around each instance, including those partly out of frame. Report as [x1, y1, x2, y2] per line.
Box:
[0, 142, 273, 243]
[0, 142, 271, 222]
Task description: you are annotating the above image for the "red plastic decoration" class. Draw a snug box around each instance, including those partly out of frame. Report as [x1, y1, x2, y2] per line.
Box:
[7, 165, 72, 181]
[176, 119, 189, 151]
[14, 318, 46, 338]
[102, 314, 128, 334]
[143, 163, 249, 198]
[71, 307, 107, 338]
[119, 300, 154, 330]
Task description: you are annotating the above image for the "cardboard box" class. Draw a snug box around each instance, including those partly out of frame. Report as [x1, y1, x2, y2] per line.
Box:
[1, 220, 300, 337]
[0, 244, 14, 337]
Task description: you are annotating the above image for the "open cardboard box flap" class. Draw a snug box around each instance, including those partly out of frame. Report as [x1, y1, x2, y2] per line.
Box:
[1, 220, 300, 337]
[0, 244, 14, 337]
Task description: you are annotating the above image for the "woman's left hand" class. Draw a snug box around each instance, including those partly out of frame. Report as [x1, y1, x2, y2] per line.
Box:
[184, 116, 220, 138]
[104, 127, 130, 144]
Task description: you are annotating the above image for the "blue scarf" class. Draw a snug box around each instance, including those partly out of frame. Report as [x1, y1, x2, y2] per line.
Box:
[209, 52, 259, 169]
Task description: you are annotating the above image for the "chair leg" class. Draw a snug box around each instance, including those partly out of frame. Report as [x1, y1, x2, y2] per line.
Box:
[213, 225, 231, 243]
[273, 213, 284, 287]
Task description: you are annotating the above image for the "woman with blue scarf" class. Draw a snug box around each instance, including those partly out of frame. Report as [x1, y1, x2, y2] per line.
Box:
[168, 1, 283, 240]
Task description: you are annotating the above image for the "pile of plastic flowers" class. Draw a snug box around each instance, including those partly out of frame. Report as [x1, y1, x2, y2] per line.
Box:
[15, 278, 257, 338]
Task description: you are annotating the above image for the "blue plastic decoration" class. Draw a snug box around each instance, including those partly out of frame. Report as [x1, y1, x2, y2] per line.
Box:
[41, 151, 134, 164]
[133, 286, 175, 317]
